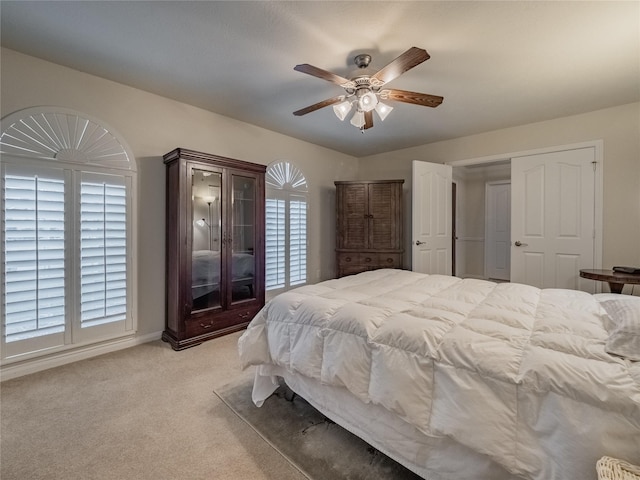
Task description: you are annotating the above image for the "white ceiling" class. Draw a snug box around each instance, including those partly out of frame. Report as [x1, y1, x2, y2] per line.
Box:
[1, 1, 639, 157]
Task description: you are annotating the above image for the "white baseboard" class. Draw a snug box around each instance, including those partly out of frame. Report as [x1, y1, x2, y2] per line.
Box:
[0, 331, 163, 382]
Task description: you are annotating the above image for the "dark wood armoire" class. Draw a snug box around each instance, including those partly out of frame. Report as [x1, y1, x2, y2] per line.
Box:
[163, 148, 265, 350]
[335, 179, 404, 278]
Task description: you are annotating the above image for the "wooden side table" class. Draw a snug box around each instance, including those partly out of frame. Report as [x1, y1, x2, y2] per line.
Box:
[579, 269, 640, 294]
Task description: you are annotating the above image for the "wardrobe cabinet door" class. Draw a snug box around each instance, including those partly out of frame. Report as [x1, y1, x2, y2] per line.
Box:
[336, 183, 368, 250]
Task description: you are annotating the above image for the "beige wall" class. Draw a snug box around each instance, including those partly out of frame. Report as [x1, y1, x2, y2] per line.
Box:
[359, 103, 640, 287]
[1, 48, 359, 336]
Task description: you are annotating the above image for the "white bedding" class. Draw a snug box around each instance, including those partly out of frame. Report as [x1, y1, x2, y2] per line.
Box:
[238, 269, 640, 480]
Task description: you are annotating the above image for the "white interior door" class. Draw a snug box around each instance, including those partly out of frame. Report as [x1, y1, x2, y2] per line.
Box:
[485, 181, 511, 281]
[412, 161, 452, 274]
[511, 147, 596, 291]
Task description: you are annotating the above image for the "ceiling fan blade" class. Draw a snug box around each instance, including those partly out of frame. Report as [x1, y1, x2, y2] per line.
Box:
[293, 95, 344, 116]
[381, 89, 443, 108]
[294, 64, 354, 88]
[364, 111, 374, 129]
[371, 47, 431, 85]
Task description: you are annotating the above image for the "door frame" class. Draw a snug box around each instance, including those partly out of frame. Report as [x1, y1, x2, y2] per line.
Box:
[446, 140, 603, 279]
[452, 181, 457, 276]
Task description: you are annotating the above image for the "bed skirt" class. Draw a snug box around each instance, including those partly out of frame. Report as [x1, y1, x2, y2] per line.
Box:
[251, 364, 518, 480]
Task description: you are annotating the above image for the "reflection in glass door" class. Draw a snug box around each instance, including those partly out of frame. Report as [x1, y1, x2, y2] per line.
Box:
[231, 175, 256, 303]
[191, 169, 222, 311]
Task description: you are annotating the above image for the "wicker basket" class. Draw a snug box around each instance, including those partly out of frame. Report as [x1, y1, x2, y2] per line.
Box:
[597, 457, 640, 480]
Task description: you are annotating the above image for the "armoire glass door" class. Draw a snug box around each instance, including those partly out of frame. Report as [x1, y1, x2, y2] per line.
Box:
[230, 174, 257, 303]
[191, 169, 222, 312]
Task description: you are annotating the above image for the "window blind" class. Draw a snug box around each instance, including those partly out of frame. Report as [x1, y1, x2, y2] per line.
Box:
[80, 176, 127, 328]
[265, 198, 285, 289]
[3, 173, 66, 342]
[289, 196, 307, 286]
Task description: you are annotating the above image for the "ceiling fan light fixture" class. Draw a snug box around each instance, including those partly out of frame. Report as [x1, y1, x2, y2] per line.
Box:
[293, 47, 442, 131]
[357, 89, 378, 112]
[375, 101, 393, 121]
[333, 99, 352, 121]
[350, 110, 365, 128]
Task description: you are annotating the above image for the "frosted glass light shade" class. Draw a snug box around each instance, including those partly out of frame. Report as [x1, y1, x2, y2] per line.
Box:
[357, 90, 378, 112]
[333, 100, 352, 121]
[375, 102, 393, 121]
[350, 110, 365, 128]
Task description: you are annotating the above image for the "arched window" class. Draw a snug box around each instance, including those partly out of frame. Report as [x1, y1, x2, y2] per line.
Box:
[265, 161, 308, 294]
[1, 107, 137, 362]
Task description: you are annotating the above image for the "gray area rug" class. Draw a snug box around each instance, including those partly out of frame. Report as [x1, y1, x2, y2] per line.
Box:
[215, 379, 423, 480]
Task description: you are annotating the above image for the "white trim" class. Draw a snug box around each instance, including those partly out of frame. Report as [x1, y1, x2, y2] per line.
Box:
[0, 331, 162, 381]
[445, 140, 602, 168]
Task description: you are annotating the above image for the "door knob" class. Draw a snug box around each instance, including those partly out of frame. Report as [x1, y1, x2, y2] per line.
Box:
[415, 240, 426, 245]
[514, 241, 528, 247]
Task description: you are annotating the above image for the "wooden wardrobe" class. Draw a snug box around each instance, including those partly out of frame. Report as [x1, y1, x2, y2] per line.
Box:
[163, 148, 265, 350]
[335, 180, 404, 278]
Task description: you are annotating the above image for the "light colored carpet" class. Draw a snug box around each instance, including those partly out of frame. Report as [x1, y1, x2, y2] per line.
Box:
[0, 332, 307, 480]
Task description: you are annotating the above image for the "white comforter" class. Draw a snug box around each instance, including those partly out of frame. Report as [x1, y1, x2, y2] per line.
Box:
[239, 269, 640, 479]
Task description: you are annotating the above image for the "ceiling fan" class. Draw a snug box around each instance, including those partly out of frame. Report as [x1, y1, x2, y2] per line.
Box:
[293, 47, 443, 130]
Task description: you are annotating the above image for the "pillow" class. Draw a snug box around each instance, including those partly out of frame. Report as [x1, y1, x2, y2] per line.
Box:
[597, 295, 640, 361]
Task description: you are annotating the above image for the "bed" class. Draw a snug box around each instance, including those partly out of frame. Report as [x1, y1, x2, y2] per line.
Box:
[192, 250, 254, 299]
[238, 269, 640, 480]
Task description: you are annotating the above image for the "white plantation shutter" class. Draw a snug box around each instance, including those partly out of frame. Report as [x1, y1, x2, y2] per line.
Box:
[3, 168, 66, 343]
[80, 175, 127, 328]
[265, 198, 286, 289]
[265, 162, 308, 293]
[1, 107, 137, 362]
[289, 196, 307, 286]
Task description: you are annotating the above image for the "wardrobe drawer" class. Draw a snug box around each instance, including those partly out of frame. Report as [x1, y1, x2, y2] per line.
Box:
[378, 253, 402, 268]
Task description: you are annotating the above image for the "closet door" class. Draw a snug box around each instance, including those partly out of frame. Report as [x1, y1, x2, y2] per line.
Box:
[511, 147, 596, 291]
